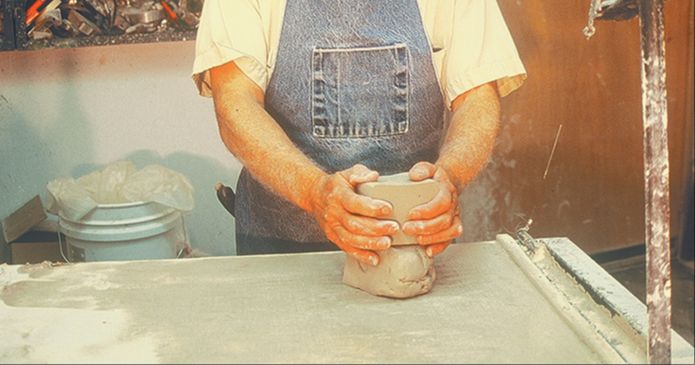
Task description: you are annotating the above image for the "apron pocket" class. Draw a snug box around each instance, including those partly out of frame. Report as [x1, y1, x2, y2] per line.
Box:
[311, 43, 410, 138]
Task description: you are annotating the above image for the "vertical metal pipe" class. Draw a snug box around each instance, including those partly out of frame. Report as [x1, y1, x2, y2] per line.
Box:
[638, 0, 672, 363]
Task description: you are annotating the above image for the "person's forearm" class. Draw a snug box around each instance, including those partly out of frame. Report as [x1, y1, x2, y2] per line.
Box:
[436, 83, 501, 189]
[212, 83, 325, 212]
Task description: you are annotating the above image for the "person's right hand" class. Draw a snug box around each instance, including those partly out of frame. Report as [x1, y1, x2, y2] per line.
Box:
[307, 164, 399, 266]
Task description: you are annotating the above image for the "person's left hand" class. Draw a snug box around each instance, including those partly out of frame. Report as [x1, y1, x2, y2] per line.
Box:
[402, 161, 463, 257]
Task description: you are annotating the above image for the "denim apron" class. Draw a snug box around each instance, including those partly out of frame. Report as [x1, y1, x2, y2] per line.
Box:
[235, 0, 445, 254]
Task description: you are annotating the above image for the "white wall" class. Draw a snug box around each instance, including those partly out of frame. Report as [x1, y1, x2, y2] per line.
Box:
[0, 41, 242, 256]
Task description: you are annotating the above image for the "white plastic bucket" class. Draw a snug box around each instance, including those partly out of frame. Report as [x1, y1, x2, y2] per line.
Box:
[58, 201, 185, 262]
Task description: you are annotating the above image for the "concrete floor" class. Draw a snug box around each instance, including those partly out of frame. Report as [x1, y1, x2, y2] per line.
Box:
[600, 255, 695, 345]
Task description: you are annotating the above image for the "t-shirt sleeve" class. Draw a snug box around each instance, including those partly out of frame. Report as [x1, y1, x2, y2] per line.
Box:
[191, 0, 268, 97]
[444, 0, 527, 105]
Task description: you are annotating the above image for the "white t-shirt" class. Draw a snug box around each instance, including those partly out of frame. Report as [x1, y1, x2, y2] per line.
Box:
[192, 0, 527, 108]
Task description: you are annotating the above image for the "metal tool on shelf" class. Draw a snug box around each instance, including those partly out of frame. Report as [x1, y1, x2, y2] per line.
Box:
[0, 0, 16, 51]
[24, 0, 203, 41]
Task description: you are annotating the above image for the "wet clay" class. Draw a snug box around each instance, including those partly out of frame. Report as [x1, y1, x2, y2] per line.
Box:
[344, 173, 439, 298]
[342, 245, 435, 299]
[356, 172, 438, 246]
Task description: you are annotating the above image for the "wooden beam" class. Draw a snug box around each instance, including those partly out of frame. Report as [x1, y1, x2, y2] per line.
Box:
[638, 0, 672, 363]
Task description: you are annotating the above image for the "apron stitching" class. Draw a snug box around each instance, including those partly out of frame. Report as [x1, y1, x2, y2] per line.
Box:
[315, 43, 408, 53]
[311, 44, 412, 138]
[337, 50, 341, 133]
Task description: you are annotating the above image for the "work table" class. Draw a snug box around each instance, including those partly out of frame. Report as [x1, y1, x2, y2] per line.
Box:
[1, 234, 692, 363]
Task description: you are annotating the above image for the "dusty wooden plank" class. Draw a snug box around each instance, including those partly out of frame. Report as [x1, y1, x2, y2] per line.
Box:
[638, 0, 673, 363]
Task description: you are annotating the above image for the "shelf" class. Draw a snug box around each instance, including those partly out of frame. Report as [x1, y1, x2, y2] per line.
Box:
[1, 1, 198, 52]
[16, 28, 197, 51]
[1, 1, 16, 51]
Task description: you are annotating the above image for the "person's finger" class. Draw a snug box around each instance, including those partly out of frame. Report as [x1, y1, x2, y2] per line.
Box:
[326, 226, 380, 266]
[337, 241, 380, 266]
[402, 212, 454, 236]
[433, 164, 455, 183]
[348, 172, 379, 185]
[416, 217, 463, 245]
[333, 225, 391, 251]
[341, 190, 392, 217]
[339, 214, 399, 236]
[408, 188, 453, 220]
[340, 164, 379, 186]
[425, 241, 451, 257]
[409, 161, 437, 181]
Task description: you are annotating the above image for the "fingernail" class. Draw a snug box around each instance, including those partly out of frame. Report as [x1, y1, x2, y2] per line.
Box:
[378, 237, 391, 249]
[380, 205, 391, 215]
[369, 256, 379, 266]
[402, 223, 413, 234]
[426, 247, 433, 257]
[388, 222, 400, 233]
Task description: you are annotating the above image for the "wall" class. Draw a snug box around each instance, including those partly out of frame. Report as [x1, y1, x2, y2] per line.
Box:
[1, 0, 693, 256]
[0, 41, 241, 256]
[478, 0, 694, 253]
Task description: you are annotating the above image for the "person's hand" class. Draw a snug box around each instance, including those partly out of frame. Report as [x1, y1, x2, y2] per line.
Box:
[308, 164, 399, 266]
[402, 162, 463, 257]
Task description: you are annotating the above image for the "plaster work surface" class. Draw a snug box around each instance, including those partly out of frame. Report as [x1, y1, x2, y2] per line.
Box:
[1, 240, 612, 363]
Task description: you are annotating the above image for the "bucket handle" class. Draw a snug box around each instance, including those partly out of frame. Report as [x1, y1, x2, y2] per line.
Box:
[177, 214, 189, 258]
[56, 215, 71, 264]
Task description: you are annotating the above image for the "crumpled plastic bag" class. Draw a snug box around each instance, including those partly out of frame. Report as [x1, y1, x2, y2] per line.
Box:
[77, 160, 137, 204]
[46, 160, 195, 221]
[45, 178, 97, 222]
[120, 165, 194, 212]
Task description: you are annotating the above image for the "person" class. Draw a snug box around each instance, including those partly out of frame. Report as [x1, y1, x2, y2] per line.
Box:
[192, 0, 526, 266]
